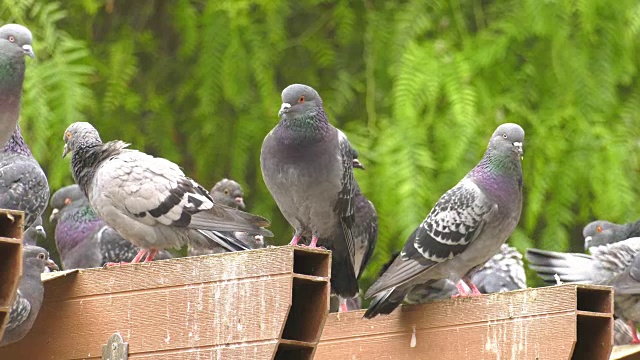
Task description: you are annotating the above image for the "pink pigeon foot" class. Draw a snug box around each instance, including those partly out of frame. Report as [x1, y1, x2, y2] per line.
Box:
[464, 278, 483, 296]
[144, 249, 158, 262]
[339, 298, 349, 313]
[629, 321, 640, 344]
[289, 235, 302, 246]
[452, 280, 470, 298]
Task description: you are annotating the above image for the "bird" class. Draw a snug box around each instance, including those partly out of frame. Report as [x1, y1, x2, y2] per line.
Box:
[62, 122, 273, 263]
[50, 184, 172, 269]
[22, 216, 45, 246]
[260, 83, 360, 299]
[0, 125, 50, 229]
[614, 318, 635, 345]
[0, 245, 58, 347]
[376, 244, 526, 304]
[0, 24, 34, 147]
[364, 123, 524, 319]
[583, 220, 640, 249]
[188, 179, 266, 257]
[526, 238, 640, 343]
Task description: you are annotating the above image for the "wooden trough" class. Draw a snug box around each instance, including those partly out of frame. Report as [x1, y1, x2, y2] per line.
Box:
[0, 209, 24, 342]
[317, 284, 614, 360]
[0, 246, 331, 359]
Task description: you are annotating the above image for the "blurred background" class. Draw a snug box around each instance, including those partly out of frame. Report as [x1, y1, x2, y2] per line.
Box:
[5, 0, 640, 288]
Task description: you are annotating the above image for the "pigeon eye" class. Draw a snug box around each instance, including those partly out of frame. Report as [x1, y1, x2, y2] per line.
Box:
[8, 36, 14, 43]
[224, 189, 229, 195]
[298, 95, 305, 103]
[37, 253, 45, 260]
[64, 198, 72, 205]
[66, 131, 72, 139]
[502, 133, 508, 139]
[596, 226, 603, 233]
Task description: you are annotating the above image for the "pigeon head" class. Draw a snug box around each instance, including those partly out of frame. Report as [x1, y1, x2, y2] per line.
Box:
[50, 184, 85, 221]
[0, 24, 34, 60]
[583, 220, 620, 249]
[23, 216, 46, 246]
[488, 123, 525, 160]
[23, 245, 58, 273]
[62, 122, 102, 158]
[210, 179, 245, 210]
[278, 84, 323, 119]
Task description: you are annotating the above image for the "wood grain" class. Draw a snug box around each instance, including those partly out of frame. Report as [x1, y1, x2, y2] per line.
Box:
[0, 209, 23, 341]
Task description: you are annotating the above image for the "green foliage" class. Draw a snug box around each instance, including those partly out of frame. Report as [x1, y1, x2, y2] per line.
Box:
[4, 0, 640, 287]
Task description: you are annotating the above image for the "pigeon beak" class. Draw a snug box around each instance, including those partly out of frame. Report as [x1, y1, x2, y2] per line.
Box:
[352, 159, 365, 170]
[46, 259, 59, 271]
[35, 225, 46, 237]
[584, 236, 592, 250]
[278, 103, 291, 117]
[513, 141, 523, 160]
[234, 196, 245, 209]
[22, 44, 35, 59]
[50, 208, 59, 222]
[62, 144, 70, 158]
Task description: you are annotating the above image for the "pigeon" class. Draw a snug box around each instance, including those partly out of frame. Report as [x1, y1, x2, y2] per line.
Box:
[188, 179, 265, 257]
[583, 220, 640, 249]
[210, 179, 246, 210]
[377, 244, 526, 304]
[526, 238, 640, 343]
[260, 84, 359, 299]
[22, 216, 45, 246]
[62, 122, 273, 263]
[50, 184, 172, 269]
[0, 24, 34, 147]
[0, 245, 58, 347]
[364, 123, 524, 319]
[0, 125, 50, 229]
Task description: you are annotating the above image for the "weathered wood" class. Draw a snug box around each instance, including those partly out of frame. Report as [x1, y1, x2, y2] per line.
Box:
[0, 246, 331, 360]
[612, 344, 640, 360]
[0, 209, 23, 341]
[317, 284, 613, 360]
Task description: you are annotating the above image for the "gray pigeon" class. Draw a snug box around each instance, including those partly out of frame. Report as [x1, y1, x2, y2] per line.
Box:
[0, 125, 50, 229]
[62, 122, 273, 263]
[0, 245, 58, 347]
[526, 238, 640, 344]
[188, 179, 265, 257]
[260, 84, 359, 298]
[50, 184, 172, 269]
[211, 178, 246, 210]
[22, 216, 45, 246]
[364, 123, 524, 318]
[0, 24, 34, 147]
[583, 220, 640, 249]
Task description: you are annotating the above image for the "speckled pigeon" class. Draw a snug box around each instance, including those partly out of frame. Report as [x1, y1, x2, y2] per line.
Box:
[0, 245, 58, 347]
[615, 318, 635, 345]
[50, 184, 172, 269]
[62, 122, 273, 263]
[188, 179, 265, 257]
[22, 216, 44, 246]
[0, 24, 33, 147]
[0, 125, 49, 229]
[526, 238, 640, 343]
[260, 84, 360, 299]
[364, 123, 524, 318]
[583, 220, 640, 249]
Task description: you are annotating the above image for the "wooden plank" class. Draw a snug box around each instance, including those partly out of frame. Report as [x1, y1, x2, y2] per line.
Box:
[0, 209, 23, 341]
[317, 284, 613, 360]
[612, 344, 640, 360]
[0, 246, 331, 360]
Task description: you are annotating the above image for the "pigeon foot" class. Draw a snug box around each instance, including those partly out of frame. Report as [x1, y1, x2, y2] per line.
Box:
[452, 280, 470, 298]
[289, 235, 302, 246]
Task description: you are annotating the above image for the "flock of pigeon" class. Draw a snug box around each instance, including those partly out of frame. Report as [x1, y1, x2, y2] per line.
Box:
[0, 22, 637, 350]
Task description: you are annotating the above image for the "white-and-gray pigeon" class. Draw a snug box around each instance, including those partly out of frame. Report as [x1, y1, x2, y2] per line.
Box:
[364, 123, 524, 318]
[188, 179, 265, 257]
[583, 220, 640, 249]
[62, 122, 273, 263]
[526, 238, 640, 343]
[260, 84, 360, 299]
[0, 245, 58, 347]
[0, 24, 34, 147]
[50, 184, 172, 269]
[0, 125, 49, 229]
[615, 318, 635, 345]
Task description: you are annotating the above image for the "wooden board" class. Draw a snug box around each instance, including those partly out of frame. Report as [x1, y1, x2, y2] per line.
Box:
[612, 344, 640, 360]
[0, 209, 24, 341]
[317, 284, 614, 360]
[0, 246, 331, 360]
